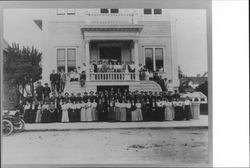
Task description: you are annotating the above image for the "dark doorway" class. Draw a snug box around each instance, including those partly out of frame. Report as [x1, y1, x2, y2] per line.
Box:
[99, 46, 121, 62]
[97, 85, 129, 93]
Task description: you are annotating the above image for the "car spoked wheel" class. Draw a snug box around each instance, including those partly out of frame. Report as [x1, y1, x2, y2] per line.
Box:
[2, 119, 14, 136]
[14, 119, 25, 132]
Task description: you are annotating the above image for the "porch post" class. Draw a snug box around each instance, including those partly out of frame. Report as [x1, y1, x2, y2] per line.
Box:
[85, 40, 90, 81]
[133, 39, 140, 81]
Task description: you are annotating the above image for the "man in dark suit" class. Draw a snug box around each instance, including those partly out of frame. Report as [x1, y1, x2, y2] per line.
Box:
[50, 70, 56, 92]
[43, 83, 51, 102]
[35, 81, 44, 103]
[55, 70, 61, 93]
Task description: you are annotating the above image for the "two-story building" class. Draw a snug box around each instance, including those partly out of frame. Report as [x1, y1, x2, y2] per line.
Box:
[35, 8, 180, 94]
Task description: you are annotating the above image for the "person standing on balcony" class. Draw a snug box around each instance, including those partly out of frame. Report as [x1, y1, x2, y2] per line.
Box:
[121, 61, 126, 72]
[97, 61, 102, 72]
[60, 69, 67, 93]
[92, 60, 98, 73]
[116, 62, 122, 72]
[128, 61, 135, 73]
[50, 70, 56, 92]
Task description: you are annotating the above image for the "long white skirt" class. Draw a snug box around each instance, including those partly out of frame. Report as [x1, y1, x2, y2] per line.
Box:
[81, 108, 87, 121]
[86, 108, 93, 121]
[61, 109, 69, 122]
[165, 106, 173, 121]
[132, 108, 143, 121]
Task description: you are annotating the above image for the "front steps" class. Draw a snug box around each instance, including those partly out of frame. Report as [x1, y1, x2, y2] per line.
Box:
[63, 80, 162, 95]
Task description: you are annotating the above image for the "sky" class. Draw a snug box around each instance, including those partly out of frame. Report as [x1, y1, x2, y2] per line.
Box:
[3, 9, 208, 76]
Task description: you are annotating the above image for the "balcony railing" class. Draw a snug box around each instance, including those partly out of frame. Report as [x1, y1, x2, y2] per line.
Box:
[85, 13, 138, 25]
[89, 72, 138, 81]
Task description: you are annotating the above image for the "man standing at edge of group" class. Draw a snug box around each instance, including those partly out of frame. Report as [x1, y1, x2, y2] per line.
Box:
[50, 70, 56, 93]
[55, 70, 61, 93]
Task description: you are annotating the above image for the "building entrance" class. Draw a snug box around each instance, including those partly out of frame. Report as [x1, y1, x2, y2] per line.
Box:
[99, 46, 121, 62]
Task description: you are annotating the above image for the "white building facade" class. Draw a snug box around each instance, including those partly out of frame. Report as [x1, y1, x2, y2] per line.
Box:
[38, 8, 180, 93]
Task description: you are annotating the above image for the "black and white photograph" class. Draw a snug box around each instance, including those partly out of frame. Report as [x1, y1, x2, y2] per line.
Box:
[1, 0, 247, 167]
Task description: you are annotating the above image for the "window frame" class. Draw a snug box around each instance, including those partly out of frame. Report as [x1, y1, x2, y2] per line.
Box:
[153, 9, 162, 15]
[144, 8, 152, 15]
[100, 8, 109, 13]
[56, 8, 66, 15]
[57, 48, 66, 72]
[56, 47, 77, 73]
[67, 8, 76, 15]
[110, 8, 119, 13]
[143, 46, 165, 72]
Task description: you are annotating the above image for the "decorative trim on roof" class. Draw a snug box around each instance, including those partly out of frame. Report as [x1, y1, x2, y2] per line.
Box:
[81, 25, 144, 32]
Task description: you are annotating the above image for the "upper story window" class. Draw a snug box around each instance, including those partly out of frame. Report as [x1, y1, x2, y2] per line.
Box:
[67, 9, 76, 15]
[154, 9, 162, 15]
[57, 9, 65, 15]
[100, 8, 109, 13]
[100, 8, 119, 14]
[144, 9, 152, 15]
[56, 8, 76, 15]
[144, 8, 162, 15]
[110, 8, 119, 13]
[57, 48, 76, 72]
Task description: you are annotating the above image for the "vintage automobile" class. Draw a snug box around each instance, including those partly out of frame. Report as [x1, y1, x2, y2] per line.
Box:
[2, 109, 25, 136]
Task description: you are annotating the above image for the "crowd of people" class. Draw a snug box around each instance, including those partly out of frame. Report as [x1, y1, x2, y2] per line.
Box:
[18, 89, 193, 124]
[49, 60, 168, 91]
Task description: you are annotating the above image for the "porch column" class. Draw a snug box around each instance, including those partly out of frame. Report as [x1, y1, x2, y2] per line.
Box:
[133, 39, 139, 81]
[85, 40, 90, 81]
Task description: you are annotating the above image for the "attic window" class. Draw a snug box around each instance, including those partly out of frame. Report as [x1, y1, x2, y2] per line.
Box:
[67, 9, 75, 15]
[154, 9, 162, 14]
[144, 9, 152, 15]
[57, 9, 65, 15]
[110, 9, 119, 13]
[100, 8, 109, 13]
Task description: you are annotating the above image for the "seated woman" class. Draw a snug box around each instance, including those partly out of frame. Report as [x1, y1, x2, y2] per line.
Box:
[70, 69, 79, 82]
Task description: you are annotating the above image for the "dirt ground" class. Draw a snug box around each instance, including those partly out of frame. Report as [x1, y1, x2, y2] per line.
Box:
[2, 128, 209, 166]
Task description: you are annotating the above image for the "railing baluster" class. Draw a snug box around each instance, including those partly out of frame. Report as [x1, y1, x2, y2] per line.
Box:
[89, 72, 136, 81]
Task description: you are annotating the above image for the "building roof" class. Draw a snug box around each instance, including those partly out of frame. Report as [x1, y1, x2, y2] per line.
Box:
[181, 91, 207, 99]
[187, 76, 207, 85]
[33, 20, 42, 30]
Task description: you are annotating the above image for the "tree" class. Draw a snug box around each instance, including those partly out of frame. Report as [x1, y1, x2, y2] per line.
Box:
[3, 43, 42, 100]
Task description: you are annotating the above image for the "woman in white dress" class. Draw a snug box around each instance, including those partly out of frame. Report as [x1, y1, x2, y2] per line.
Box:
[134, 99, 143, 121]
[86, 99, 93, 121]
[80, 100, 87, 122]
[164, 98, 173, 121]
[61, 101, 69, 122]
[120, 99, 127, 121]
[35, 102, 42, 123]
[91, 99, 98, 121]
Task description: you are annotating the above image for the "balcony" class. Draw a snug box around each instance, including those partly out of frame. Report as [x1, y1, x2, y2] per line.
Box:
[85, 13, 138, 25]
[89, 72, 139, 81]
